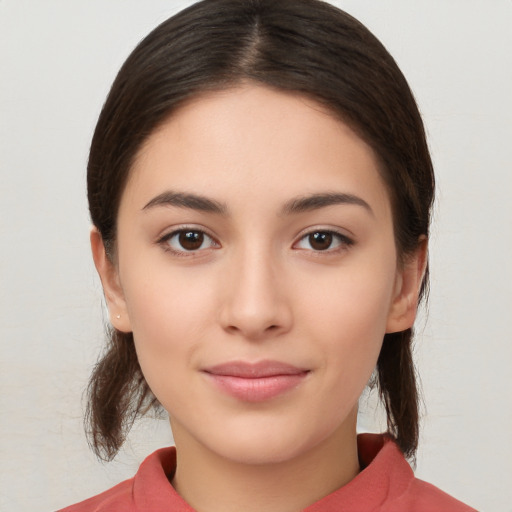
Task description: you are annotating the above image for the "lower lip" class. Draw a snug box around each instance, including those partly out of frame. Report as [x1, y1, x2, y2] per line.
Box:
[204, 373, 308, 402]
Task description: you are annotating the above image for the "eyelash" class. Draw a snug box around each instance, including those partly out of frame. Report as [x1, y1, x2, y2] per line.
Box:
[293, 229, 354, 254]
[157, 227, 219, 257]
[157, 227, 354, 256]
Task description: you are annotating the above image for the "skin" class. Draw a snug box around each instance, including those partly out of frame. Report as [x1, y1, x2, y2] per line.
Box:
[92, 85, 426, 512]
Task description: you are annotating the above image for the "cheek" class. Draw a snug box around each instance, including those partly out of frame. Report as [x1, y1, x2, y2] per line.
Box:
[120, 263, 216, 384]
[122, 245, 214, 330]
[301, 257, 397, 387]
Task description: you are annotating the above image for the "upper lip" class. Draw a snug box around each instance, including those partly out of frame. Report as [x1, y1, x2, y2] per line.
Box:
[203, 360, 309, 378]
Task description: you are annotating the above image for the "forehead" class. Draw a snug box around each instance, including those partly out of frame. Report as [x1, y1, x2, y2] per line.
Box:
[123, 85, 390, 218]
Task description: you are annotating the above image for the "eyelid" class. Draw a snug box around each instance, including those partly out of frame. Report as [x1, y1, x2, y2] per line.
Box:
[155, 224, 354, 256]
[292, 227, 355, 252]
[157, 225, 220, 255]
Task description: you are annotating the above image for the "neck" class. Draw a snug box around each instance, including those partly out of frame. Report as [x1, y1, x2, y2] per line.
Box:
[170, 412, 360, 512]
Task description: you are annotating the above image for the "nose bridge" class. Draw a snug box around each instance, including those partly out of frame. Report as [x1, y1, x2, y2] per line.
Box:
[219, 241, 291, 339]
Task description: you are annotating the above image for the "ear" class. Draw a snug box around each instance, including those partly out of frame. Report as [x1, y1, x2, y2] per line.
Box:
[90, 227, 132, 333]
[386, 237, 428, 334]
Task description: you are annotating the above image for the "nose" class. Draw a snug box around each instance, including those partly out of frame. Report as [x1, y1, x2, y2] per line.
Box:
[218, 247, 293, 341]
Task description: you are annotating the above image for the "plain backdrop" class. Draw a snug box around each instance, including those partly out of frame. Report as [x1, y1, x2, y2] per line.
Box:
[1, 1, 511, 511]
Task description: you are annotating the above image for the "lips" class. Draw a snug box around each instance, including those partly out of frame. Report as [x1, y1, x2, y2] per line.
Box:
[202, 360, 310, 402]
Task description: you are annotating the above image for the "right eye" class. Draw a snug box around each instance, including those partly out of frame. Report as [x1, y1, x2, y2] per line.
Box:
[159, 228, 219, 254]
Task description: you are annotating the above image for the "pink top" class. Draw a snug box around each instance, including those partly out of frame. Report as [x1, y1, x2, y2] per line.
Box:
[59, 434, 475, 511]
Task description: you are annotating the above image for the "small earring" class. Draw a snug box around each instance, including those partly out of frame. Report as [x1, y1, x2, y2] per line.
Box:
[116, 314, 121, 319]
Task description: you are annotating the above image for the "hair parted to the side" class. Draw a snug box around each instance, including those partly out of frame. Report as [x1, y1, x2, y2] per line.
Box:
[86, 0, 434, 461]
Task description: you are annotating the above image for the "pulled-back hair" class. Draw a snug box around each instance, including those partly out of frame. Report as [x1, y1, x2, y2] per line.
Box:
[86, 0, 434, 461]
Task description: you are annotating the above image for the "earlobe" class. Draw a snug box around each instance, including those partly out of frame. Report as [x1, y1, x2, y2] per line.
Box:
[90, 227, 132, 333]
[386, 237, 428, 334]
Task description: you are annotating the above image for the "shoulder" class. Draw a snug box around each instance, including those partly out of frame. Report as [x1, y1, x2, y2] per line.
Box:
[370, 434, 477, 511]
[387, 477, 477, 512]
[57, 447, 180, 512]
[306, 434, 476, 511]
[56, 478, 134, 512]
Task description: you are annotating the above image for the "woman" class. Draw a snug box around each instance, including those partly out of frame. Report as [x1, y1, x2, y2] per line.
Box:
[60, 0, 475, 510]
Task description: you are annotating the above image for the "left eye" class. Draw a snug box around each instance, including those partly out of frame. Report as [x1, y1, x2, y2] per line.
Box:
[162, 229, 217, 252]
[294, 230, 352, 252]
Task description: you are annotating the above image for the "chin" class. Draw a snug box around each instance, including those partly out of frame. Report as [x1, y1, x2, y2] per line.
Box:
[216, 439, 309, 466]
[202, 418, 339, 467]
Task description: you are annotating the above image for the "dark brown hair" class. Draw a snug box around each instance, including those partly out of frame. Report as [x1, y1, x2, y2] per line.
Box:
[86, 0, 434, 461]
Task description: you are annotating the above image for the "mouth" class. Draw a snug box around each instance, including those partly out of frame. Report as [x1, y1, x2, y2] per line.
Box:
[202, 360, 310, 402]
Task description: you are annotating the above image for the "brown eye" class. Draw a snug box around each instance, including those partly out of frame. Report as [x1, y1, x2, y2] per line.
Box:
[178, 230, 204, 250]
[294, 230, 353, 253]
[308, 232, 333, 251]
[161, 228, 217, 254]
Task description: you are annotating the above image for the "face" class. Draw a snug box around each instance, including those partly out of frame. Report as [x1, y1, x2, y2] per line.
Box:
[94, 85, 422, 466]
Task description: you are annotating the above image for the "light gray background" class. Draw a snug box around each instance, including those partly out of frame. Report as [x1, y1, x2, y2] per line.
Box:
[1, 1, 511, 511]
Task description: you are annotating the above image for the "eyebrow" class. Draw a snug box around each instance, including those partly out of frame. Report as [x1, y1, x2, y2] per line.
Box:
[142, 190, 373, 216]
[142, 191, 228, 214]
[281, 192, 374, 216]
